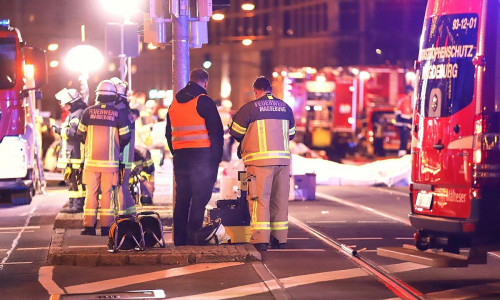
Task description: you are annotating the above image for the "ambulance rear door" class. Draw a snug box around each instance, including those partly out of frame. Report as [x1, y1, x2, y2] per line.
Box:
[412, 1, 482, 219]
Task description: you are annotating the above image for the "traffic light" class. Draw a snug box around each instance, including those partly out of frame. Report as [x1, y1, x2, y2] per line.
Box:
[213, 0, 230, 11]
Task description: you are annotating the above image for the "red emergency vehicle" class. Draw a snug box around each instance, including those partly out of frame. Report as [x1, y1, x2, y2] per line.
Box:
[410, 0, 500, 261]
[273, 66, 409, 159]
[0, 20, 47, 205]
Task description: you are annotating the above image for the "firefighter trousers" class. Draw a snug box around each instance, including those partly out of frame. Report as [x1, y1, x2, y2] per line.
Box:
[173, 158, 218, 246]
[119, 169, 137, 215]
[82, 170, 118, 228]
[66, 168, 85, 202]
[246, 165, 290, 244]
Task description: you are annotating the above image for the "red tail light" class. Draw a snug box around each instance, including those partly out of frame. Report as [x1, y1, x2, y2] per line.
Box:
[472, 113, 500, 187]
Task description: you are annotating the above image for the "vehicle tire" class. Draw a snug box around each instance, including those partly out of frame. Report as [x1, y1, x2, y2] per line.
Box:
[11, 190, 32, 206]
[415, 231, 431, 251]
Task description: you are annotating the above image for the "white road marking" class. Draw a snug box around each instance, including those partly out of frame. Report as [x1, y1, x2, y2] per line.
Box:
[0, 201, 39, 271]
[0, 246, 49, 251]
[63, 262, 244, 294]
[0, 261, 33, 265]
[39, 266, 65, 295]
[316, 192, 411, 226]
[0, 226, 40, 230]
[395, 237, 414, 240]
[306, 220, 346, 224]
[287, 237, 309, 240]
[367, 186, 409, 197]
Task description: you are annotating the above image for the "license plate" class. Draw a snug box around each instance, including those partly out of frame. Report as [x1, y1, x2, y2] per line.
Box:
[416, 192, 433, 209]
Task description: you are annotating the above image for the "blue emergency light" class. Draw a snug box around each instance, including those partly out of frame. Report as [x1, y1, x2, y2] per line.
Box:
[0, 19, 10, 30]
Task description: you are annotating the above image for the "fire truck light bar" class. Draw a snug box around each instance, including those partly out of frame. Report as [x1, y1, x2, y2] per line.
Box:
[0, 19, 10, 29]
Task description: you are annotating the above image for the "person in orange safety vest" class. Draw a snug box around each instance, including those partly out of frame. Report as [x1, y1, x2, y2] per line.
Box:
[165, 69, 224, 246]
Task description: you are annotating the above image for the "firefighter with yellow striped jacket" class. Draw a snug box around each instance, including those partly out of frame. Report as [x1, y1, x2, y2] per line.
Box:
[165, 69, 224, 246]
[77, 80, 132, 236]
[110, 77, 137, 216]
[53, 88, 87, 213]
[229, 77, 295, 252]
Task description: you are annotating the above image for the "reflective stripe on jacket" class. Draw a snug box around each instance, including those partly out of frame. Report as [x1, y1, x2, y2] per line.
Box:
[229, 93, 295, 166]
[57, 104, 86, 169]
[169, 95, 210, 150]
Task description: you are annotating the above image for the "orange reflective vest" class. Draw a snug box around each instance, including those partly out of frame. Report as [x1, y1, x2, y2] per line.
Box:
[169, 95, 211, 150]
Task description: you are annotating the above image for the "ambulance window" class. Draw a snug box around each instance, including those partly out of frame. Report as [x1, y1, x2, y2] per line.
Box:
[0, 38, 16, 89]
[416, 14, 478, 118]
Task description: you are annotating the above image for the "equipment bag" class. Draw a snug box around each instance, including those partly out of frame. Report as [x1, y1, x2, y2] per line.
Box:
[194, 218, 231, 245]
[108, 215, 145, 253]
[137, 211, 165, 248]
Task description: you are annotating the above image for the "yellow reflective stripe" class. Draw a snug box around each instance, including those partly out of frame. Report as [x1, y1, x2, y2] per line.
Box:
[116, 210, 126, 215]
[252, 200, 258, 223]
[251, 221, 271, 230]
[109, 127, 114, 162]
[256, 120, 267, 152]
[84, 208, 98, 215]
[68, 191, 80, 197]
[271, 221, 288, 230]
[252, 226, 271, 230]
[242, 150, 290, 163]
[119, 126, 130, 135]
[85, 161, 119, 168]
[231, 120, 246, 134]
[144, 159, 154, 167]
[289, 126, 296, 135]
[70, 119, 80, 125]
[266, 94, 273, 99]
[99, 209, 114, 216]
[78, 122, 87, 132]
[61, 128, 68, 139]
[88, 126, 94, 160]
[126, 206, 137, 214]
[122, 143, 130, 164]
[282, 120, 288, 151]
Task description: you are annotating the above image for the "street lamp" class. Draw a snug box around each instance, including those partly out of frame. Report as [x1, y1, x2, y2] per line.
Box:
[101, 0, 141, 89]
[64, 44, 104, 104]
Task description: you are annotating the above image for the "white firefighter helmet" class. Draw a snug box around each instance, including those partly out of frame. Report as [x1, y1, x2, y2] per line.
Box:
[55, 88, 82, 105]
[95, 80, 117, 96]
[109, 77, 128, 97]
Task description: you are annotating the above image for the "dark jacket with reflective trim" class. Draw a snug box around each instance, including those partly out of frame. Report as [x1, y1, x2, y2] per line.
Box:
[229, 93, 296, 166]
[57, 100, 87, 169]
[116, 100, 136, 170]
[77, 102, 131, 172]
[165, 82, 223, 164]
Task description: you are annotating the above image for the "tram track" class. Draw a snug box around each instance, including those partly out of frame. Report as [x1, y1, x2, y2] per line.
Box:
[288, 215, 424, 300]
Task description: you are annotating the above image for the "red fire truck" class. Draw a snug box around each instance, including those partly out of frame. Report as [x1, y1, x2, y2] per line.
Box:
[409, 0, 500, 263]
[0, 19, 47, 205]
[273, 66, 410, 159]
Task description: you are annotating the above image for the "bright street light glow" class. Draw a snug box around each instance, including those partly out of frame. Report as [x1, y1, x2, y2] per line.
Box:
[100, 0, 140, 20]
[49, 60, 59, 68]
[212, 13, 225, 21]
[242, 39, 253, 46]
[203, 60, 212, 69]
[65, 45, 103, 73]
[48, 43, 58, 51]
[241, 3, 255, 11]
[147, 43, 158, 50]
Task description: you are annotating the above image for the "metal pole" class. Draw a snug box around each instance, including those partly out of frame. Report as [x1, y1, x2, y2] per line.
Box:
[171, 0, 190, 239]
[172, 0, 190, 93]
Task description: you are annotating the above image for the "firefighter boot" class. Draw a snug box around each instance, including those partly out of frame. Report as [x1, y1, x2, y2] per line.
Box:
[70, 198, 84, 213]
[270, 236, 287, 249]
[59, 199, 74, 213]
[80, 225, 96, 236]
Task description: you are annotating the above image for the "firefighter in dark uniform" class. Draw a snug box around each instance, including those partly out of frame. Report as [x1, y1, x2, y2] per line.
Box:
[110, 77, 137, 216]
[77, 80, 132, 236]
[132, 144, 155, 205]
[229, 77, 295, 251]
[165, 69, 224, 246]
[53, 88, 87, 213]
[395, 85, 413, 157]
